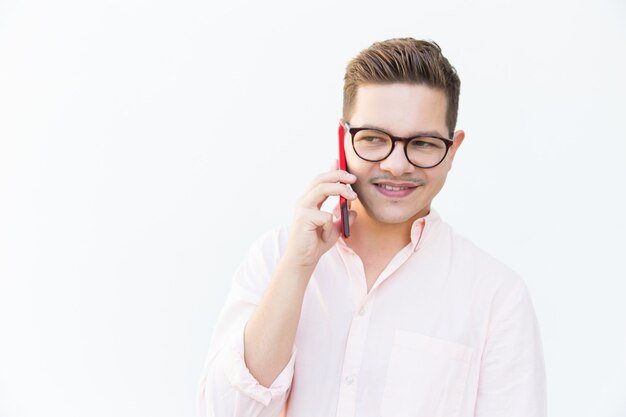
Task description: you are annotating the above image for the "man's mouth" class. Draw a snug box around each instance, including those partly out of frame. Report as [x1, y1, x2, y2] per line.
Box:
[377, 184, 412, 191]
[373, 181, 421, 198]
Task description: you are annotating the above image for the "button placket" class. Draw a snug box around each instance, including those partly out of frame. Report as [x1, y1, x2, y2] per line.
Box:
[334, 245, 376, 417]
[335, 297, 374, 417]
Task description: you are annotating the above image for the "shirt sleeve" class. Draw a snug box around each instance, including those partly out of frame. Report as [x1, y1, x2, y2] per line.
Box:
[474, 278, 547, 417]
[197, 229, 297, 417]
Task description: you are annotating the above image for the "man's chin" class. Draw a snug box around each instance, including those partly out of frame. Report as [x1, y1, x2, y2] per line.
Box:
[367, 207, 423, 225]
[355, 196, 429, 225]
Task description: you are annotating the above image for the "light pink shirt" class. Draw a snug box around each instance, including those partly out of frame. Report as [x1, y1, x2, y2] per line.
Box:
[198, 208, 547, 417]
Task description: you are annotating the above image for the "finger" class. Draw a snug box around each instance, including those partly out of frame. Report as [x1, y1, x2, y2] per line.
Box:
[303, 210, 334, 242]
[327, 209, 357, 243]
[304, 170, 356, 195]
[326, 217, 342, 243]
[300, 182, 358, 209]
[328, 211, 353, 243]
[321, 213, 334, 242]
[348, 209, 357, 226]
[301, 209, 333, 229]
[300, 182, 357, 208]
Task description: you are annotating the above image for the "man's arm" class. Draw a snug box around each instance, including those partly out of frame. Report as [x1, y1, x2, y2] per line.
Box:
[243, 257, 312, 388]
[198, 232, 299, 417]
[198, 166, 357, 417]
[243, 166, 357, 388]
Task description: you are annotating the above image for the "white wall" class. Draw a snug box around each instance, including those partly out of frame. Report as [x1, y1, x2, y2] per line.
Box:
[1, 0, 625, 416]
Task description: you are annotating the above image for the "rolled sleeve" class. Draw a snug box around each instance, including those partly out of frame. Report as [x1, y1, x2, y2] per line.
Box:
[222, 325, 297, 407]
[198, 335, 296, 417]
[198, 228, 297, 417]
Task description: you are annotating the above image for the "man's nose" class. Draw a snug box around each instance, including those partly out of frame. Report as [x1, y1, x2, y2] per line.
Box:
[379, 140, 414, 177]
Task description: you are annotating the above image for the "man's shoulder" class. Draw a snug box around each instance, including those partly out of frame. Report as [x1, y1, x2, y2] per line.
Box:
[442, 221, 524, 289]
[246, 223, 290, 258]
[231, 224, 290, 287]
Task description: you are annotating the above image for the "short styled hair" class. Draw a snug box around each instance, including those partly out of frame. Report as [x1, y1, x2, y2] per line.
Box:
[343, 38, 461, 136]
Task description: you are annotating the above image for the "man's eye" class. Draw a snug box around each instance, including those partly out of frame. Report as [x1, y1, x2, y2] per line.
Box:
[364, 136, 384, 143]
[410, 139, 443, 149]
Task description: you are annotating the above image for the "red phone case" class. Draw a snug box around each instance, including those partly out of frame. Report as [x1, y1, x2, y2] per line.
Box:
[338, 123, 350, 238]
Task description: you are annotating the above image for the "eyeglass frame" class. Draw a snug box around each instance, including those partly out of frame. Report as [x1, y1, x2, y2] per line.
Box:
[343, 121, 455, 169]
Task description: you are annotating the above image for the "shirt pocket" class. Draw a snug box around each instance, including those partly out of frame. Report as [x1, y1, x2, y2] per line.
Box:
[380, 329, 473, 417]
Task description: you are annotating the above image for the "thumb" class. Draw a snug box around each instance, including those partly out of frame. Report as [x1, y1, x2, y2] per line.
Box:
[348, 210, 357, 226]
[327, 210, 356, 244]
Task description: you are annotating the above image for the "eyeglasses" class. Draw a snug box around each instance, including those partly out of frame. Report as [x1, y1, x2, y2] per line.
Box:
[344, 121, 454, 169]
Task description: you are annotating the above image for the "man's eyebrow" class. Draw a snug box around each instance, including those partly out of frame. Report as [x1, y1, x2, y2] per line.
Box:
[360, 124, 448, 138]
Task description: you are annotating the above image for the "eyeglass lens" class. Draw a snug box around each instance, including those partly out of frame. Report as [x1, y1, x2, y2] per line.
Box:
[352, 129, 447, 168]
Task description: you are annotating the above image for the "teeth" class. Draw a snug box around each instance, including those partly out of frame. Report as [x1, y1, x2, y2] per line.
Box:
[379, 184, 408, 191]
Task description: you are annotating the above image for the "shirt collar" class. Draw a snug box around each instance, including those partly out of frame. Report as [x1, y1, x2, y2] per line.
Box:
[332, 202, 441, 253]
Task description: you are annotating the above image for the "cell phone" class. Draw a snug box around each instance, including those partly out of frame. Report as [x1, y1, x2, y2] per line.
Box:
[338, 123, 350, 238]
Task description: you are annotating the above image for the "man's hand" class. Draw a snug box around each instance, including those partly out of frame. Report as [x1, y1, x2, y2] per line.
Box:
[283, 160, 358, 271]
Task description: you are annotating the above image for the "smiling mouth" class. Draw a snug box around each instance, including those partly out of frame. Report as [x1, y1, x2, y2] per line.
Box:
[373, 183, 421, 198]
[377, 184, 414, 191]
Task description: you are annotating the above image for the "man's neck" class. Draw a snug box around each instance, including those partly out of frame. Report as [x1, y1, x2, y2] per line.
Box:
[345, 201, 429, 256]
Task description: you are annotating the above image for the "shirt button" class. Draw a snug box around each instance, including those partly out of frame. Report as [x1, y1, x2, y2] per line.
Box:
[345, 375, 355, 385]
[358, 307, 366, 316]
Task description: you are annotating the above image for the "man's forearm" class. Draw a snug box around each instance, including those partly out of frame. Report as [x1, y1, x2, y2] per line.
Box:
[243, 257, 313, 388]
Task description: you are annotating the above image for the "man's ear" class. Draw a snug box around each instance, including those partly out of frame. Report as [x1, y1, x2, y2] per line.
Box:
[448, 130, 465, 165]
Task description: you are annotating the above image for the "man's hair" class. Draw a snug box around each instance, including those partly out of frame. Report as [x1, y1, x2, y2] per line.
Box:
[343, 38, 461, 136]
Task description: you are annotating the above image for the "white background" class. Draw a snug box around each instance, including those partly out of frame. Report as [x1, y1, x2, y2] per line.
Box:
[1, 0, 625, 416]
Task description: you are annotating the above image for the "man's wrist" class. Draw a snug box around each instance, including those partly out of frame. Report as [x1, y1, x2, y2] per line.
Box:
[275, 253, 317, 287]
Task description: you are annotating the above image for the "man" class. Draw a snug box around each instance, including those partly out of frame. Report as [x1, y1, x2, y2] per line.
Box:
[198, 38, 547, 417]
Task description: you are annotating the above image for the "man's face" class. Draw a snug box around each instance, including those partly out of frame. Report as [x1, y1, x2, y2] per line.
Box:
[344, 83, 465, 225]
